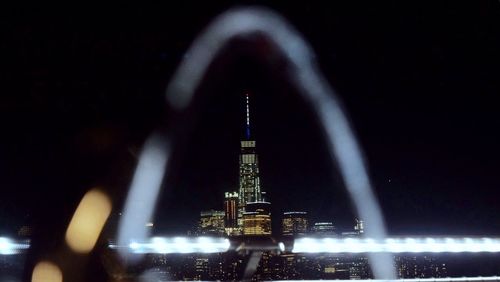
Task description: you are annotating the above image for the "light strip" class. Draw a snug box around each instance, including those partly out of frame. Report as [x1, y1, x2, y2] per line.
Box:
[284, 277, 500, 282]
[110, 237, 230, 254]
[292, 237, 500, 253]
[0, 237, 30, 255]
[109, 236, 500, 255]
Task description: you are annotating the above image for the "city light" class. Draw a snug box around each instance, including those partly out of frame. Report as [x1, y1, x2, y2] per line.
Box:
[108, 236, 500, 255]
[286, 278, 500, 282]
[0, 237, 30, 255]
[292, 237, 500, 254]
[110, 237, 231, 254]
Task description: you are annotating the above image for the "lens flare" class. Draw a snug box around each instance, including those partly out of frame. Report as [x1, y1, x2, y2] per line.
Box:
[0, 237, 30, 255]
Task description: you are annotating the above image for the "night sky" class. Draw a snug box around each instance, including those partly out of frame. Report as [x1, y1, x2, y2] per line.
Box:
[1, 2, 500, 243]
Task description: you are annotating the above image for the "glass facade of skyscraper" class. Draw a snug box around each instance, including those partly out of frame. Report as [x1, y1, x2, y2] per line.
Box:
[198, 210, 225, 236]
[224, 192, 239, 235]
[242, 202, 272, 236]
[282, 211, 308, 236]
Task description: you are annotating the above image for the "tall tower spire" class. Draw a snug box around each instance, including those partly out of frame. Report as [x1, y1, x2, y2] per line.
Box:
[245, 93, 251, 140]
[238, 93, 263, 226]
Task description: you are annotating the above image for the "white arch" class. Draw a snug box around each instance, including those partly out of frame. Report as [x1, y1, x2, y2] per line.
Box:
[118, 7, 396, 279]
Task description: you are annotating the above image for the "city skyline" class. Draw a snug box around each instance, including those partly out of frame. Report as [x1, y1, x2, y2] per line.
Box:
[192, 93, 364, 240]
[192, 93, 361, 238]
[1, 2, 500, 280]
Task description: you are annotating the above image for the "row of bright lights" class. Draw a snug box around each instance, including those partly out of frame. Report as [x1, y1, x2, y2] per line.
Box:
[2, 236, 500, 281]
[293, 237, 500, 253]
[284, 278, 500, 282]
[2, 236, 499, 282]
[107, 236, 500, 255]
[110, 237, 231, 254]
[0, 237, 30, 255]
[3, 236, 500, 255]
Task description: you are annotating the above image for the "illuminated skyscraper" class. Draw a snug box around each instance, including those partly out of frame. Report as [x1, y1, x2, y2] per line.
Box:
[224, 192, 239, 235]
[282, 212, 308, 236]
[198, 210, 225, 236]
[311, 222, 337, 236]
[238, 94, 263, 219]
[242, 202, 271, 236]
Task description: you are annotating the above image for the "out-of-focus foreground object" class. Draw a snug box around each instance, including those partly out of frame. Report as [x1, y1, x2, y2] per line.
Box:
[31, 260, 62, 282]
[65, 188, 112, 254]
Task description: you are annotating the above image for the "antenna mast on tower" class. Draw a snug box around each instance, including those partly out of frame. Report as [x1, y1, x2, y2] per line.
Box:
[245, 93, 251, 140]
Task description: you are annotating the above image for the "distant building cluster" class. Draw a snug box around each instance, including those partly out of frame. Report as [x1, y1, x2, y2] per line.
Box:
[102, 94, 448, 280]
[180, 94, 447, 280]
[144, 252, 371, 281]
[196, 94, 272, 237]
[143, 218, 447, 280]
[395, 255, 447, 278]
